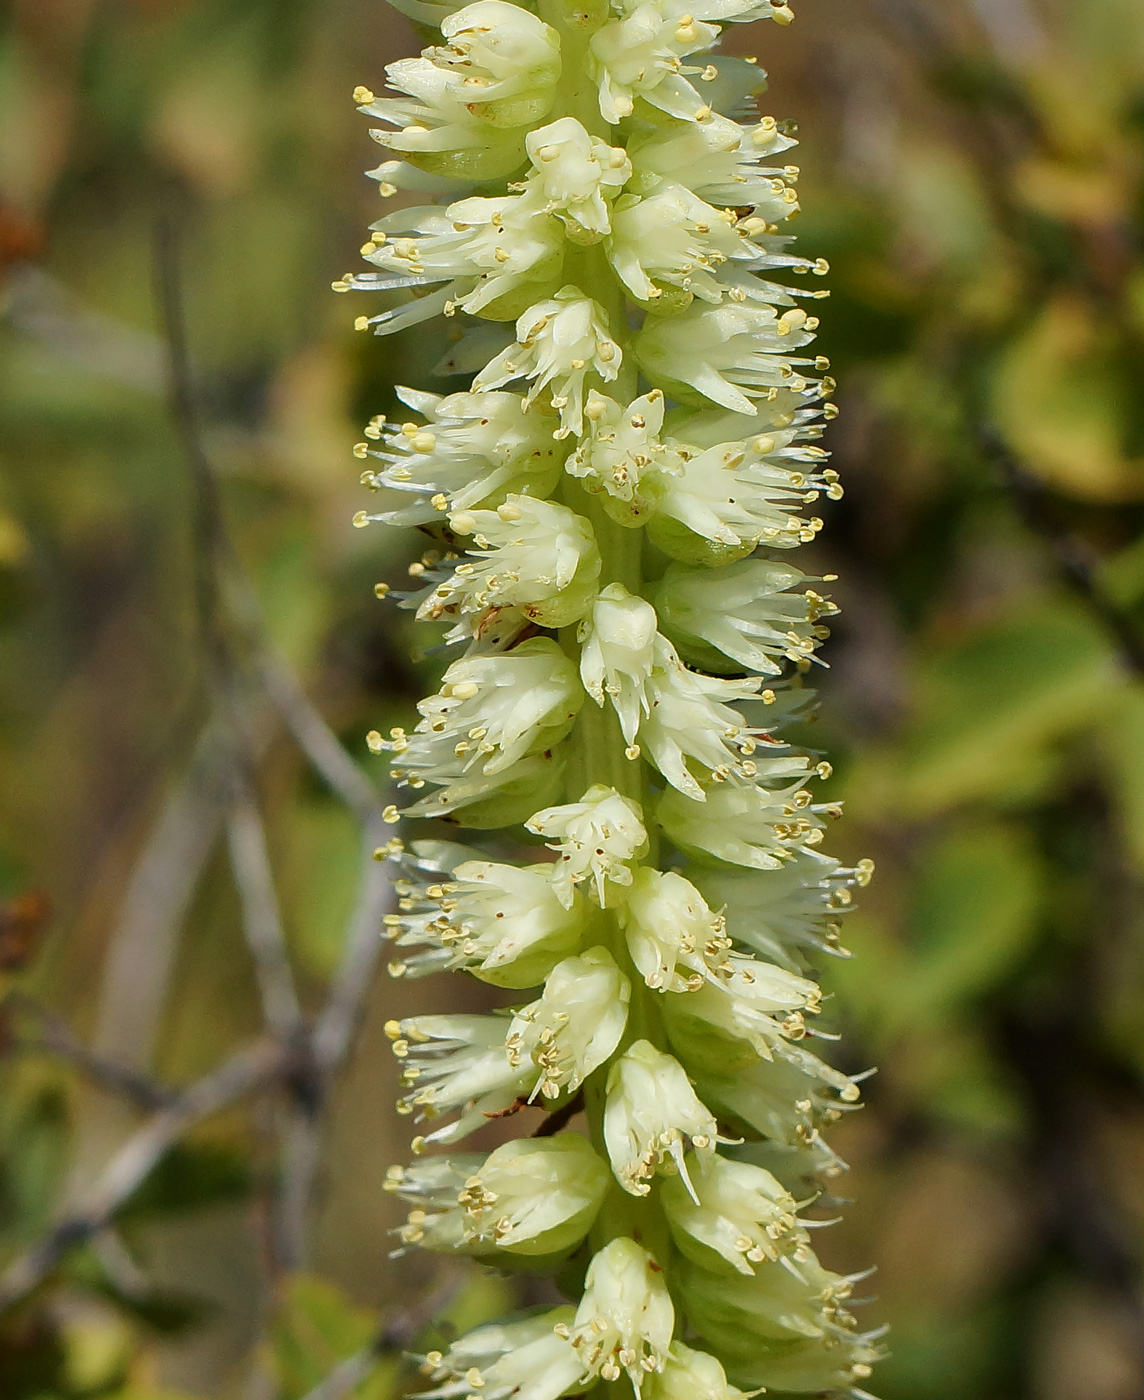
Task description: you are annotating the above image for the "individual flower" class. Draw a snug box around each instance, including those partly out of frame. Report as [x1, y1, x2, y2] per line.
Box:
[565, 389, 679, 523]
[626, 113, 803, 218]
[558, 1237, 674, 1387]
[380, 638, 583, 822]
[362, 1, 562, 180]
[387, 841, 587, 986]
[419, 1310, 587, 1400]
[678, 1256, 881, 1393]
[682, 1039, 862, 1168]
[634, 300, 821, 415]
[653, 558, 838, 676]
[355, 388, 564, 527]
[388, 1133, 609, 1256]
[617, 867, 730, 991]
[526, 784, 649, 906]
[506, 947, 631, 1100]
[690, 852, 874, 971]
[577, 584, 659, 745]
[522, 117, 631, 241]
[637, 636, 767, 798]
[388, 1013, 536, 1147]
[587, 4, 718, 125]
[644, 1341, 754, 1400]
[358, 192, 565, 320]
[603, 1040, 720, 1197]
[658, 955, 823, 1066]
[474, 287, 622, 437]
[662, 1152, 812, 1276]
[607, 185, 758, 307]
[658, 765, 826, 868]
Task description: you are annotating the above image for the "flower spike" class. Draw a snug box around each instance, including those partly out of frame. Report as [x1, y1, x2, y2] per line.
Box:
[349, 0, 881, 1390]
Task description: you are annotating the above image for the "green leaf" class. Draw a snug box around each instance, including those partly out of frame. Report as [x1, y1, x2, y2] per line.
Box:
[898, 601, 1116, 813]
[271, 1273, 394, 1400]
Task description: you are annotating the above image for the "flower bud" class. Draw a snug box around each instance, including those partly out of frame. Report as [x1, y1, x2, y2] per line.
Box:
[604, 1040, 720, 1197]
[507, 947, 631, 1100]
[390, 1134, 609, 1257]
[563, 1237, 674, 1386]
[526, 784, 649, 907]
[617, 867, 729, 991]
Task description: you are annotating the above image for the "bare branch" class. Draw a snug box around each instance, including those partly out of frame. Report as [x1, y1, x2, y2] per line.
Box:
[227, 791, 304, 1041]
[254, 649, 382, 821]
[297, 1273, 464, 1400]
[4, 993, 174, 1111]
[0, 1038, 291, 1310]
[92, 727, 230, 1072]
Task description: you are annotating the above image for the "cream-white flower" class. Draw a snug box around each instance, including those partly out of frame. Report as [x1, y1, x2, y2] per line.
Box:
[506, 947, 631, 1100]
[653, 558, 838, 676]
[617, 867, 730, 991]
[607, 185, 757, 306]
[388, 1133, 609, 1256]
[526, 784, 649, 907]
[523, 117, 631, 241]
[662, 1153, 811, 1276]
[356, 388, 564, 527]
[627, 113, 802, 216]
[388, 1013, 535, 1146]
[578, 584, 659, 745]
[604, 1040, 720, 1197]
[566, 390, 680, 524]
[644, 1342, 754, 1400]
[363, 2, 562, 180]
[560, 1237, 675, 1387]
[635, 300, 821, 415]
[658, 766, 828, 869]
[587, 4, 719, 125]
[387, 841, 586, 986]
[691, 852, 874, 971]
[474, 287, 622, 437]
[413, 495, 600, 630]
[383, 637, 583, 821]
[420, 1311, 587, 1400]
[638, 636, 766, 799]
[360, 192, 565, 320]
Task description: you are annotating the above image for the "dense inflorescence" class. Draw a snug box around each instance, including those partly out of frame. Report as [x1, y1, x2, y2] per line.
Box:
[343, 0, 882, 1393]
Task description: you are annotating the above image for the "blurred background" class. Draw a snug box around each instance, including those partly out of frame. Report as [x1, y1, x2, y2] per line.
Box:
[3, 0, 1144, 1396]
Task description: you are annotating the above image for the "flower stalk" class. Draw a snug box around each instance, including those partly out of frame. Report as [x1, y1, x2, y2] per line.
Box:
[345, 0, 882, 1391]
